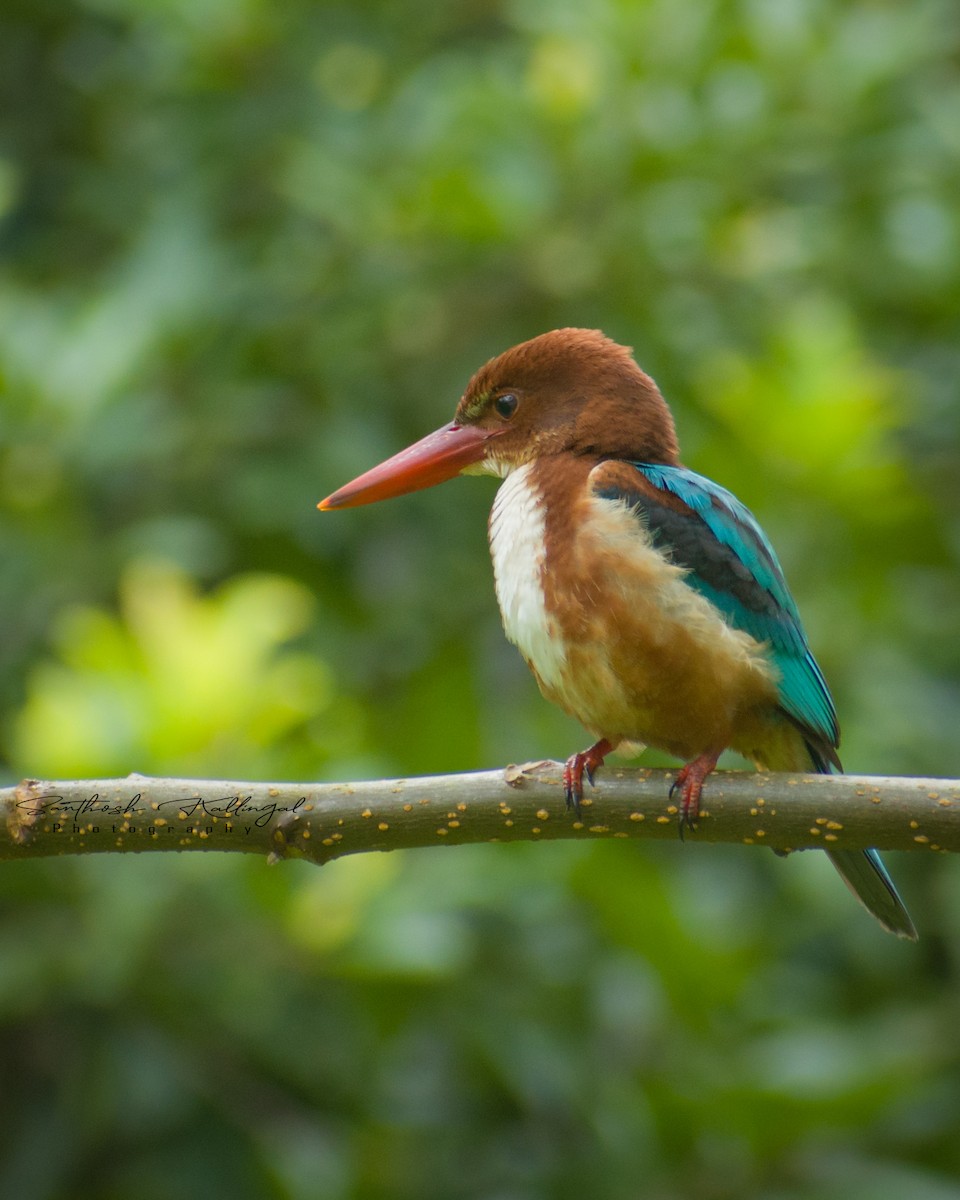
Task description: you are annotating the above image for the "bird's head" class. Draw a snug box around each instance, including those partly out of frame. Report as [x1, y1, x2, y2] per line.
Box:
[319, 328, 679, 510]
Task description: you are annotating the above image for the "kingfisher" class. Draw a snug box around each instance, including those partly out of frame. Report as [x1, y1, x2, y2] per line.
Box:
[320, 328, 916, 939]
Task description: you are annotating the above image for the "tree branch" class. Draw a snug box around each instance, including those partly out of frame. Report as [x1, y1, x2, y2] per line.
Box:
[2, 763, 958, 864]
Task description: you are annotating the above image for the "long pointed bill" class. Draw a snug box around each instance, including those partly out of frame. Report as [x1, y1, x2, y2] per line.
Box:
[319, 421, 503, 510]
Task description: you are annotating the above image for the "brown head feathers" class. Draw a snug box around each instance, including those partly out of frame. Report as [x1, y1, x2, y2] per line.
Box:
[455, 328, 680, 466]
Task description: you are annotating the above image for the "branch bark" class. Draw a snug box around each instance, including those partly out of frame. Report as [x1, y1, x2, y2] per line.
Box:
[2, 763, 958, 864]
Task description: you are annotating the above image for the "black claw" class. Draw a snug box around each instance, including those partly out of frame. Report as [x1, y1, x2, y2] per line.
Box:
[670, 773, 699, 841]
[563, 756, 585, 818]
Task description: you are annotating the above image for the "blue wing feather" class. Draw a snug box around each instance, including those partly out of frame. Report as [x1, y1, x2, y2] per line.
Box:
[629, 463, 840, 752]
[593, 461, 917, 937]
[591, 460, 915, 938]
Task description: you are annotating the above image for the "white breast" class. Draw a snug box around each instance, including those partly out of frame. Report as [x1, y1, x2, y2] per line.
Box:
[488, 464, 568, 691]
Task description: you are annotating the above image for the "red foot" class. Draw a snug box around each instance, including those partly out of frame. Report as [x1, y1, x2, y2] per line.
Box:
[563, 738, 613, 816]
[670, 748, 722, 834]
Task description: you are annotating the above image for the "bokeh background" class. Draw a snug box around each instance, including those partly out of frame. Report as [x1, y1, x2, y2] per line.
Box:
[3, 1, 960, 1196]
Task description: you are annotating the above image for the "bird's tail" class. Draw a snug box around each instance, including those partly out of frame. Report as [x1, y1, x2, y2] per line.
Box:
[824, 846, 917, 940]
[764, 723, 917, 940]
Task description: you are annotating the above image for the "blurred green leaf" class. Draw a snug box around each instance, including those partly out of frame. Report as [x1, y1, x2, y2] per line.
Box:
[11, 561, 340, 778]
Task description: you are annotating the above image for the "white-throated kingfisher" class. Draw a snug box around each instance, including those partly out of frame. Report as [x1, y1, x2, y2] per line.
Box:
[320, 329, 916, 939]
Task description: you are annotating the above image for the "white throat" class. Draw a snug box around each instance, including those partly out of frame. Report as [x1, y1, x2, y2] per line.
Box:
[487, 463, 567, 690]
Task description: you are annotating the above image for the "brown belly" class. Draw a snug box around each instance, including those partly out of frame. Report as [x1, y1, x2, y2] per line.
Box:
[534, 613, 779, 759]
[535, 501, 781, 758]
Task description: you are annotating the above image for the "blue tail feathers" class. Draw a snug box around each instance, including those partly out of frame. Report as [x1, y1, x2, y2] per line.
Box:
[803, 736, 916, 939]
[824, 847, 917, 940]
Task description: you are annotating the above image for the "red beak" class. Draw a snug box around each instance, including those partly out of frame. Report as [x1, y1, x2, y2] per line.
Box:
[319, 421, 503, 510]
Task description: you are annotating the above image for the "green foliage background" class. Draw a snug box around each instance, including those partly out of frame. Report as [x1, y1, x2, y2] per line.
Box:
[2, 1, 960, 1196]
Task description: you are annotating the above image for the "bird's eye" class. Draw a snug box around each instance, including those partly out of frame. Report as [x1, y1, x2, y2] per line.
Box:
[493, 393, 519, 420]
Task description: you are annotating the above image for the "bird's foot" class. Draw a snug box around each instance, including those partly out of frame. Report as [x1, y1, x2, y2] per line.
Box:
[670, 748, 722, 836]
[563, 738, 613, 817]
